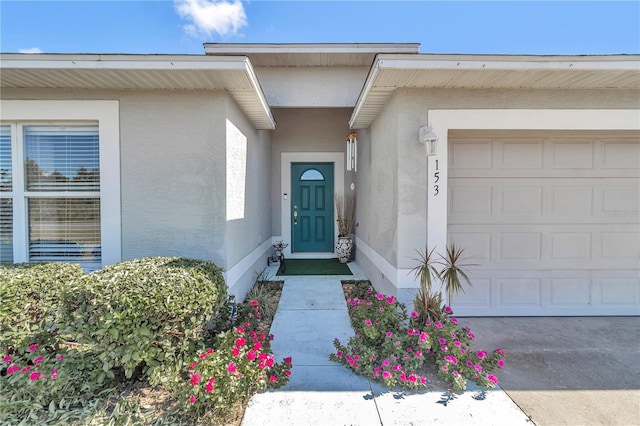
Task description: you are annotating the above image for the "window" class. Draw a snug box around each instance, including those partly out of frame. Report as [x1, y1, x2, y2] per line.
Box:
[0, 100, 121, 268]
[0, 124, 101, 264]
[0, 125, 12, 262]
[300, 169, 325, 181]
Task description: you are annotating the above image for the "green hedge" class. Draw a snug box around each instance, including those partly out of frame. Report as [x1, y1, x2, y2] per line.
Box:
[0, 262, 85, 351]
[61, 257, 227, 383]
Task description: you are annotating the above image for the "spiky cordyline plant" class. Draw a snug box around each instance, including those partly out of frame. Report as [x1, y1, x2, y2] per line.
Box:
[410, 247, 444, 324]
[438, 243, 476, 306]
[335, 193, 356, 237]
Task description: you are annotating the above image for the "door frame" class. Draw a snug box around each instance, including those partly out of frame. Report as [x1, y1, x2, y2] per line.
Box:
[281, 152, 344, 259]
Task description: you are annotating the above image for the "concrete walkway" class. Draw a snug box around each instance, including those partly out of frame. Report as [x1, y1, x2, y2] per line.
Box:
[242, 264, 533, 426]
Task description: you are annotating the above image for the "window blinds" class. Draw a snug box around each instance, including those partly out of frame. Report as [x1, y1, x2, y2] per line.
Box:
[0, 126, 12, 262]
[23, 125, 100, 192]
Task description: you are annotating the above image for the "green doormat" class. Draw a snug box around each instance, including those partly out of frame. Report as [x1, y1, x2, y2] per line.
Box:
[276, 258, 352, 276]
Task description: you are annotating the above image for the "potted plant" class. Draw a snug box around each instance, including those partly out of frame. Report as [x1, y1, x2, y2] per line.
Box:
[334, 193, 355, 263]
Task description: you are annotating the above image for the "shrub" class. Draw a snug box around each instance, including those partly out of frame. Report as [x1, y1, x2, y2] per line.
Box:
[331, 286, 506, 393]
[331, 287, 432, 390]
[0, 343, 108, 424]
[0, 263, 85, 351]
[182, 301, 292, 419]
[410, 309, 505, 391]
[60, 257, 227, 384]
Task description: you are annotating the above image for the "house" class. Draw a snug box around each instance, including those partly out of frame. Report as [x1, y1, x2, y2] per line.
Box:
[1, 43, 638, 316]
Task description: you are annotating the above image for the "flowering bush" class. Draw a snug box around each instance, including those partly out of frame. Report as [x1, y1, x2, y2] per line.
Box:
[182, 301, 292, 417]
[0, 343, 106, 423]
[331, 285, 506, 392]
[331, 288, 432, 390]
[409, 306, 505, 391]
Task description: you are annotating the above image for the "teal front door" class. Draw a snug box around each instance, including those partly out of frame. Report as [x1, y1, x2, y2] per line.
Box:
[291, 163, 334, 252]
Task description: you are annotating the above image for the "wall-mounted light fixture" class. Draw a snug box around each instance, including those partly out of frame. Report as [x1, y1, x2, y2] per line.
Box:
[346, 132, 358, 171]
[419, 124, 438, 156]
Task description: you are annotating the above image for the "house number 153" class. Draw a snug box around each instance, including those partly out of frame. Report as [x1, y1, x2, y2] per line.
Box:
[433, 159, 440, 196]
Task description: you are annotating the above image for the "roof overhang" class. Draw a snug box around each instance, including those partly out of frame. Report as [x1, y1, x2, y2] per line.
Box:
[0, 53, 275, 129]
[349, 54, 640, 129]
[204, 43, 421, 67]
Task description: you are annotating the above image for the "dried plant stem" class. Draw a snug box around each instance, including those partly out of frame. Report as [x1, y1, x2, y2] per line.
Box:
[335, 193, 355, 237]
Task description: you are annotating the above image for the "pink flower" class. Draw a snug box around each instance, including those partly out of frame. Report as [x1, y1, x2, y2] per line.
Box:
[475, 364, 483, 373]
[415, 351, 423, 358]
[253, 342, 262, 351]
[468, 333, 476, 339]
[236, 327, 245, 333]
[33, 356, 44, 364]
[336, 350, 343, 358]
[487, 374, 499, 385]
[386, 331, 393, 338]
[379, 307, 385, 312]
[382, 359, 390, 366]
[232, 347, 240, 357]
[190, 374, 202, 385]
[438, 337, 447, 345]
[495, 348, 506, 356]
[189, 363, 197, 370]
[419, 332, 428, 342]
[444, 306, 453, 314]
[364, 319, 372, 326]
[386, 296, 395, 304]
[205, 383, 214, 393]
[441, 365, 449, 371]
[454, 341, 462, 347]
[250, 300, 259, 306]
[467, 360, 474, 367]
[392, 364, 401, 371]
[2, 355, 11, 363]
[441, 345, 448, 352]
[235, 337, 246, 347]
[497, 359, 505, 368]
[246, 350, 256, 361]
[410, 311, 419, 318]
[450, 317, 458, 324]
[382, 371, 392, 379]
[420, 377, 427, 385]
[476, 350, 487, 360]
[408, 374, 417, 382]
[188, 395, 196, 404]
[56, 354, 64, 362]
[29, 371, 41, 381]
[51, 369, 58, 380]
[28, 344, 39, 352]
[434, 322, 443, 329]
[7, 365, 19, 375]
[21, 365, 31, 373]
[228, 362, 237, 373]
[284, 357, 292, 366]
[269, 375, 277, 383]
[376, 293, 384, 301]
[199, 352, 208, 359]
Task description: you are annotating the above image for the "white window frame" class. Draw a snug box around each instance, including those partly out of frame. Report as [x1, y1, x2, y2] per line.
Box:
[0, 100, 121, 268]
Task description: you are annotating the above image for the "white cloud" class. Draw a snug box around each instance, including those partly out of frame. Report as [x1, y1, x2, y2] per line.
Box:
[175, 0, 247, 38]
[19, 47, 43, 54]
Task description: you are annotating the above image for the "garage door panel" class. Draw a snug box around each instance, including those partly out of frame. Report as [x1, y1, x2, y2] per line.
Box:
[499, 278, 542, 306]
[549, 278, 592, 306]
[448, 131, 640, 316]
[603, 141, 640, 169]
[550, 141, 594, 169]
[599, 277, 640, 306]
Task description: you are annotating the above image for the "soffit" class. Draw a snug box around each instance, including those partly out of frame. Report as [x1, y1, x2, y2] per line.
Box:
[350, 54, 640, 129]
[0, 54, 275, 129]
[203, 43, 421, 67]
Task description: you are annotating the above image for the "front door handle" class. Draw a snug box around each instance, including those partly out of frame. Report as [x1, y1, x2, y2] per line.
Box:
[293, 205, 298, 225]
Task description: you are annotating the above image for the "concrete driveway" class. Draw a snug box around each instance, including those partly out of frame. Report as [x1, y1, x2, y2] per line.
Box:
[459, 317, 640, 426]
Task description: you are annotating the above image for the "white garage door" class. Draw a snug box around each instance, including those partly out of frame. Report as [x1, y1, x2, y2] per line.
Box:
[448, 130, 640, 316]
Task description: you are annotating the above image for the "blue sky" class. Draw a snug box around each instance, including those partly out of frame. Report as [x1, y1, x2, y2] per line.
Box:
[1, 1, 638, 55]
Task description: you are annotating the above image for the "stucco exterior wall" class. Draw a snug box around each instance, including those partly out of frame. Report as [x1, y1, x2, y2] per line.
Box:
[255, 68, 369, 107]
[1, 88, 230, 268]
[270, 108, 352, 236]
